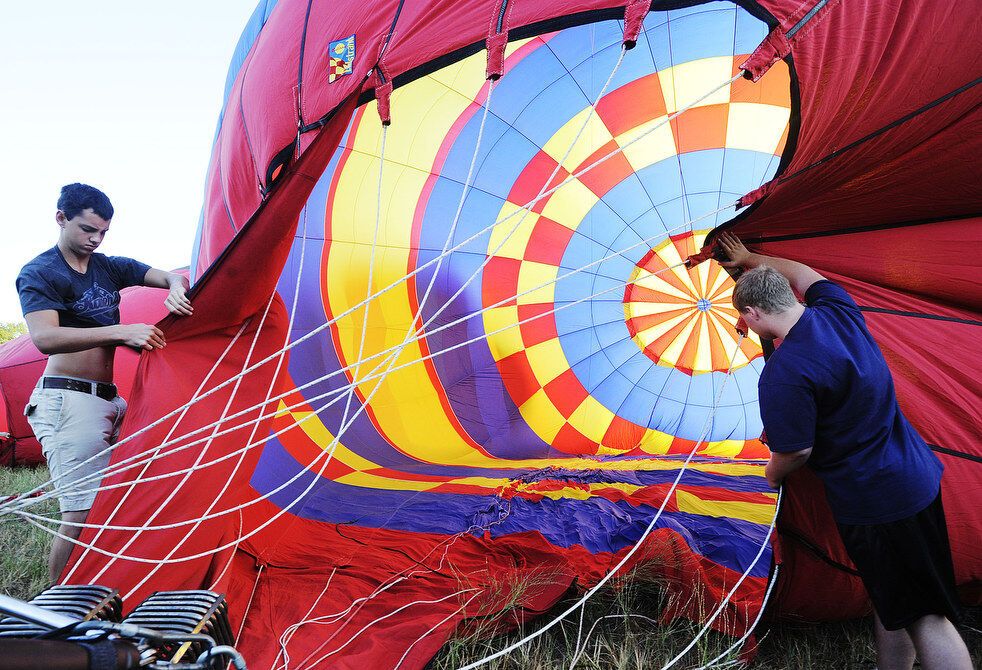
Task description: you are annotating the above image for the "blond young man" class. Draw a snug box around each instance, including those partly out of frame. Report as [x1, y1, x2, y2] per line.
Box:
[716, 232, 970, 670]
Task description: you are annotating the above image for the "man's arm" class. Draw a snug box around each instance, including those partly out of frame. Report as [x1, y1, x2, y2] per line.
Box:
[143, 269, 193, 316]
[764, 447, 812, 489]
[25, 310, 165, 354]
[716, 232, 825, 297]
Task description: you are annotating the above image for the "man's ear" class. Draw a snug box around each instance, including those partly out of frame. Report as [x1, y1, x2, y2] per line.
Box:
[55, 210, 67, 227]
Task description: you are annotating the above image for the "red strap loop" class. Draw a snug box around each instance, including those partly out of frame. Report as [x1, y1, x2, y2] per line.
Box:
[741, 27, 792, 82]
[375, 78, 393, 126]
[486, 32, 508, 80]
[622, 0, 650, 49]
[685, 245, 714, 268]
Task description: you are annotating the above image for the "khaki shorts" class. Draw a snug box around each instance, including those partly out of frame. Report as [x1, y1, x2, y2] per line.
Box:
[25, 378, 127, 513]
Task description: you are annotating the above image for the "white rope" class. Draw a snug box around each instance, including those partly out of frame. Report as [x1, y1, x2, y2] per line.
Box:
[7, 220, 751, 537]
[658, 488, 783, 669]
[130, 201, 317, 598]
[86, 292, 280, 585]
[34, 239, 474, 566]
[456, 334, 750, 670]
[302, 589, 482, 668]
[6, 239, 727, 536]
[1, 68, 745, 516]
[206, 507, 245, 591]
[274, 568, 337, 670]
[59, 318, 251, 580]
[11, 65, 747, 517]
[393, 591, 484, 670]
[0, 50, 735, 524]
[235, 562, 265, 643]
[695, 563, 781, 669]
[6, 188, 738, 520]
[568, 613, 663, 669]
[5, 72, 752, 588]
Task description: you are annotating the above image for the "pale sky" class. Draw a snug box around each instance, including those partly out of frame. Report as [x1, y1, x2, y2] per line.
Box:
[0, 0, 259, 323]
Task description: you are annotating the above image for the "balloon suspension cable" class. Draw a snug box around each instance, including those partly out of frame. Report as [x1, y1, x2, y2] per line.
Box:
[273, 567, 336, 669]
[657, 487, 782, 670]
[6, 68, 756, 577]
[72, 289, 280, 586]
[695, 563, 782, 669]
[5, 195, 743, 540]
[56, 316, 251, 579]
[0, 75, 752, 512]
[0, 45, 613, 519]
[0, 64, 749, 519]
[127, 203, 318, 597]
[5, 193, 725, 519]
[457, 333, 763, 670]
[234, 561, 266, 644]
[7, 203, 745, 540]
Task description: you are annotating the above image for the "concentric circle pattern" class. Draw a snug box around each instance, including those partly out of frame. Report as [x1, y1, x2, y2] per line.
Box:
[624, 231, 760, 375]
[256, 4, 787, 547]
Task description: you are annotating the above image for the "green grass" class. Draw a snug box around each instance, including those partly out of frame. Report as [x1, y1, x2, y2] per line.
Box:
[0, 466, 54, 600]
[1, 466, 978, 668]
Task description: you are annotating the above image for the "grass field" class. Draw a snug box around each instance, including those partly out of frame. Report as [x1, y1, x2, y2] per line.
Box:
[0, 466, 56, 601]
[1, 466, 978, 668]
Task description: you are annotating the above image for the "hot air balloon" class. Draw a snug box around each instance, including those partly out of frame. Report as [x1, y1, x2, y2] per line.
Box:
[4, 1, 977, 669]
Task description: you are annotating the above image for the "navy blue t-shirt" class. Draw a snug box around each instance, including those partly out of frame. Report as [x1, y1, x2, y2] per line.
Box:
[758, 280, 942, 525]
[16, 246, 150, 327]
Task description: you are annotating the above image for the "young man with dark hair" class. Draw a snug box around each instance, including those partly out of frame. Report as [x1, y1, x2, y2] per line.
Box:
[17, 183, 193, 582]
[716, 232, 971, 670]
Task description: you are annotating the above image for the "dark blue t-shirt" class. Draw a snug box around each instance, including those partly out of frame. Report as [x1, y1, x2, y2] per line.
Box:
[16, 246, 150, 327]
[758, 280, 942, 525]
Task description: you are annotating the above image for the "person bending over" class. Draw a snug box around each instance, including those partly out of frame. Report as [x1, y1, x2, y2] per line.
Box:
[716, 232, 970, 670]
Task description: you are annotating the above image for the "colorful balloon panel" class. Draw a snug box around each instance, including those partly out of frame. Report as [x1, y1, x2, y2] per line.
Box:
[246, 5, 789, 579]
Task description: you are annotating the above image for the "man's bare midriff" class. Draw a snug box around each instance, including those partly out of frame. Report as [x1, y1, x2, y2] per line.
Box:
[43, 346, 116, 383]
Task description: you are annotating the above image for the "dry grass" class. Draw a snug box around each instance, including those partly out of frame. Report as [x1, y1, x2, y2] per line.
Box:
[429, 578, 982, 669]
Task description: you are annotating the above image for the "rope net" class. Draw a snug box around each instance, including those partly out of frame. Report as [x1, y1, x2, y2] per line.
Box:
[6, 8, 791, 668]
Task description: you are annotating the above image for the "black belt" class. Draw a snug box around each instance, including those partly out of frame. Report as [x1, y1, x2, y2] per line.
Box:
[42, 377, 117, 401]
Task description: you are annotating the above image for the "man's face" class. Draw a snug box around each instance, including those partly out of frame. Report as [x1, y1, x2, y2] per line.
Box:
[739, 305, 778, 340]
[57, 208, 110, 256]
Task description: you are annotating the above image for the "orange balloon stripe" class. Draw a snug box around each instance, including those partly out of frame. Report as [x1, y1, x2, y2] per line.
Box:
[626, 306, 696, 334]
[706, 313, 732, 371]
[626, 284, 697, 305]
[676, 311, 704, 371]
